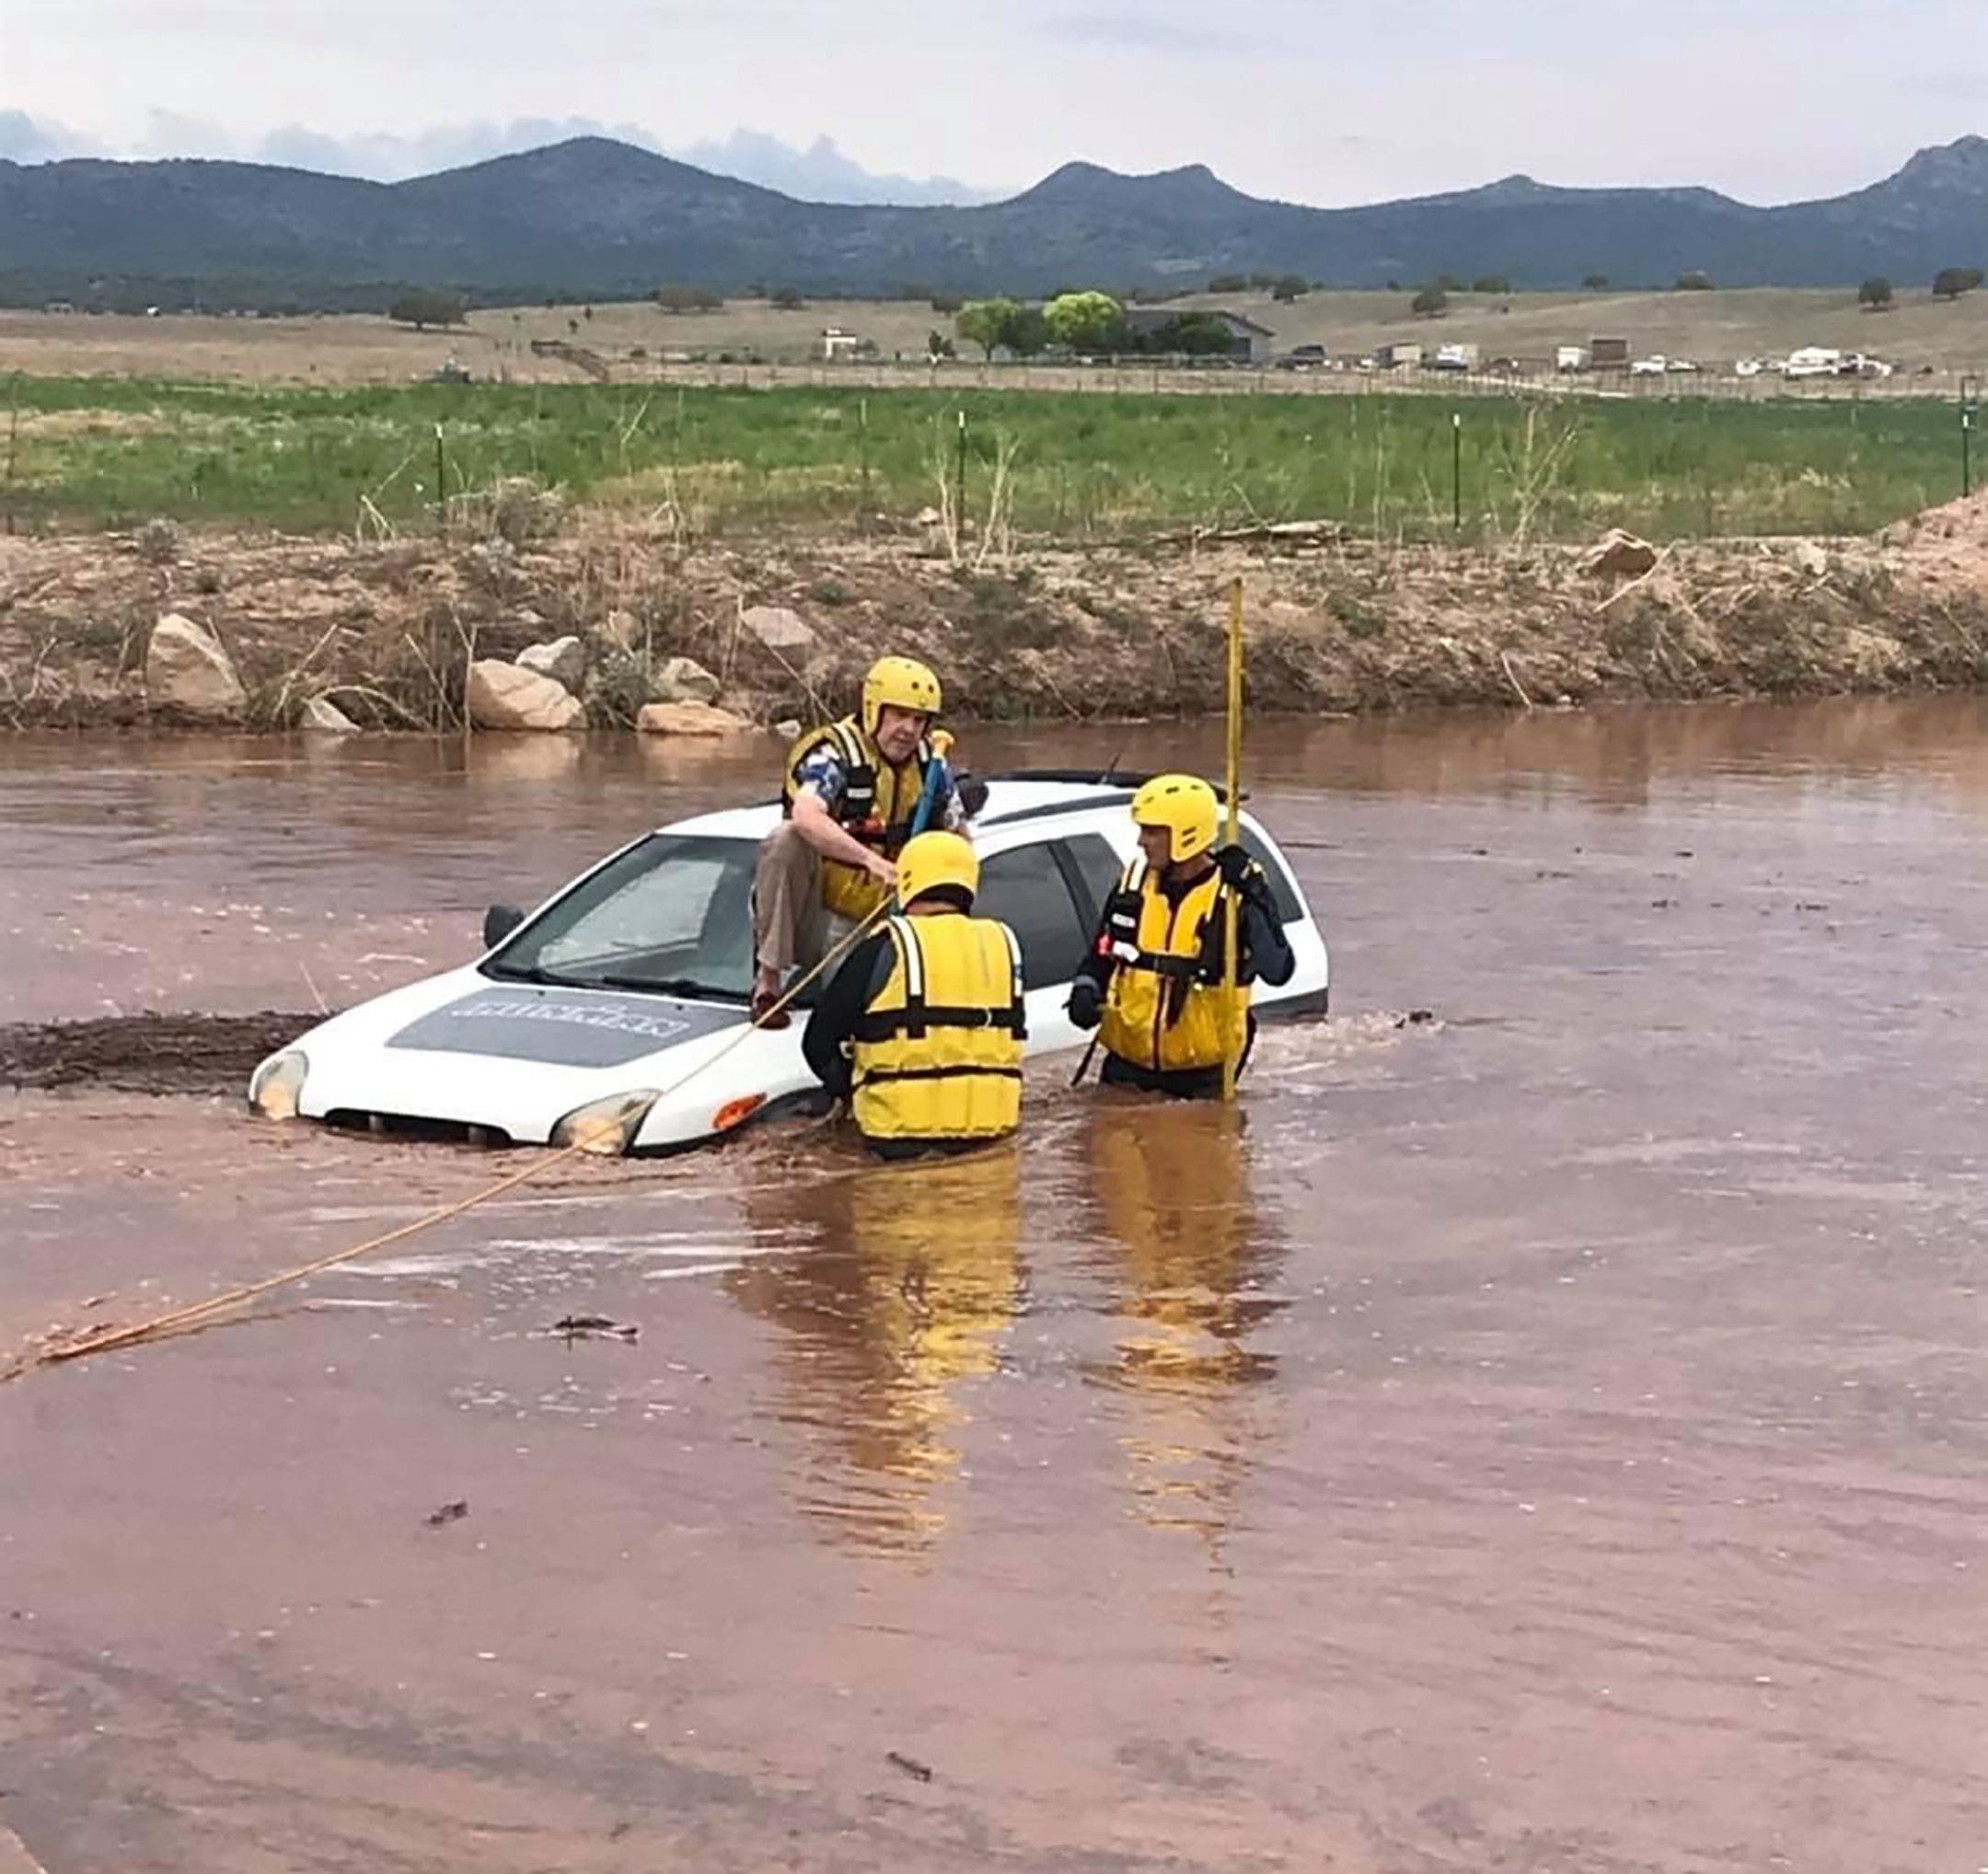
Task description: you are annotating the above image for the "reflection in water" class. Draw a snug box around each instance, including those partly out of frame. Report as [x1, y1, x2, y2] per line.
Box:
[1081, 1097, 1284, 1554]
[726, 1145, 1023, 1558]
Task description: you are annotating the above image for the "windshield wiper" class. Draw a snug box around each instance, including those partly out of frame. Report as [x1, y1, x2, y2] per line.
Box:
[593, 973, 751, 1003]
[482, 961, 588, 988]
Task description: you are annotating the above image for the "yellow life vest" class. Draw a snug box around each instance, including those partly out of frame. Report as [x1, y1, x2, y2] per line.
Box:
[1096, 860, 1249, 1073]
[783, 716, 935, 920]
[850, 912, 1025, 1144]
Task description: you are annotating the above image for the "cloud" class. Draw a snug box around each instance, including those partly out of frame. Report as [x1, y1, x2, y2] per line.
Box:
[0, 108, 1006, 201]
[1046, 12, 1240, 54]
[0, 110, 105, 162]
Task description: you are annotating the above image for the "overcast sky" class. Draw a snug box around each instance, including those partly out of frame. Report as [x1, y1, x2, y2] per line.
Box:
[6, 0, 1985, 203]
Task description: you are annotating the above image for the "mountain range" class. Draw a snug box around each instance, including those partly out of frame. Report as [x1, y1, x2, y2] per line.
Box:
[3, 133, 1986, 305]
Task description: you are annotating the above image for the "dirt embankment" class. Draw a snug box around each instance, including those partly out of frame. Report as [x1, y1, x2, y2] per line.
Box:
[0, 1012, 320, 1097]
[2, 498, 1986, 731]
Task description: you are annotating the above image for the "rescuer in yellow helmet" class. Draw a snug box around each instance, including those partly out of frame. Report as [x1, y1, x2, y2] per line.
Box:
[753, 654, 982, 1026]
[1065, 773, 1294, 1099]
[802, 830, 1026, 1157]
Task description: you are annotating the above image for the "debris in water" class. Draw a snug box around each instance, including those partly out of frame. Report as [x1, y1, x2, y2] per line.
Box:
[1395, 1009, 1437, 1029]
[423, 1499, 469, 1528]
[550, 1314, 640, 1344]
[885, 1750, 934, 1783]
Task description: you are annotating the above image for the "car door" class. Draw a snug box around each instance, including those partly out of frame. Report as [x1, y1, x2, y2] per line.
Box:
[975, 836, 1112, 1054]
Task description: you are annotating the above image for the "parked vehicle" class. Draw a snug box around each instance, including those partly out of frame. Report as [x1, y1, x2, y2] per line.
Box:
[1630, 355, 1669, 376]
[1274, 343, 1330, 371]
[246, 775, 1333, 1156]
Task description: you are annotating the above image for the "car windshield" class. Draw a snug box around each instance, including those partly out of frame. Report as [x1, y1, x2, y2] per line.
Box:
[483, 834, 760, 1001]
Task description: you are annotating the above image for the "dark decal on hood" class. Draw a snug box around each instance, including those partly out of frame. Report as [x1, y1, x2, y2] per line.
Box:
[387, 988, 744, 1068]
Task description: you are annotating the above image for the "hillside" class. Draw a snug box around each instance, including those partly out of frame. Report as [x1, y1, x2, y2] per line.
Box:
[2, 134, 1986, 301]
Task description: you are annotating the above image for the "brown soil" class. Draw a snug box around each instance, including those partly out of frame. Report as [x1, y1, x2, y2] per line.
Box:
[3, 495, 1986, 731]
[0, 1012, 321, 1096]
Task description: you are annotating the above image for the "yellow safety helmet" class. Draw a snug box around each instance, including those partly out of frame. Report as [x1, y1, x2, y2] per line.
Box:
[861, 654, 942, 737]
[1130, 772, 1219, 864]
[896, 830, 978, 908]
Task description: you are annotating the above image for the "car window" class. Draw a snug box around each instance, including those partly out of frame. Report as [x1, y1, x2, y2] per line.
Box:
[494, 835, 758, 992]
[1057, 834, 1126, 931]
[977, 843, 1089, 989]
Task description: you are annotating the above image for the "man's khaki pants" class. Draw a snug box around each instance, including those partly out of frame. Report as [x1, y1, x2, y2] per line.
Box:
[753, 820, 830, 977]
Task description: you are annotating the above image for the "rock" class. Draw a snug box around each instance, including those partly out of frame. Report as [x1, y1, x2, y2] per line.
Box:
[515, 634, 587, 691]
[467, 658, 585, 732]
[742, 604, 815, 652]
[301, 695, 360, 734]
[1581, 529, 1659, 581]
[637, 700, 751, 737]
[653, 654, 722, 703]
[914, 505, 943, 526]
[1788, 540, 1830, 578]
[773, 717, 803, 741]
[145, 612, 246, 719]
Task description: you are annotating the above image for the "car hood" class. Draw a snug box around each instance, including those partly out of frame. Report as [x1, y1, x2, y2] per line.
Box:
[387, 985, 744, 1067]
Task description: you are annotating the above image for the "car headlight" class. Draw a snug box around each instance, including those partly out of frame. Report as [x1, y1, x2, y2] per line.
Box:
[248, 1050, 308, 1120]
[550, 1090, 659, 1156]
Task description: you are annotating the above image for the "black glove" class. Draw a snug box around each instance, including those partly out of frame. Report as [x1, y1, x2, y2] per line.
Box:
[1215, 844, 1271, 905]
[1066, 977, 1103, 1030]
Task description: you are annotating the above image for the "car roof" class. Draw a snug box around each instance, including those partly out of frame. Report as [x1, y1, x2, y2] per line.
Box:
[660, 775, 1146, 841]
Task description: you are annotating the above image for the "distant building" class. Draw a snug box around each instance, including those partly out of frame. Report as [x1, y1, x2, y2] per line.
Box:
[1375, 341, 1424, 370]
[1556, 344, 1590, 372]
[1589, 337, 1631, 370]
[821, 327, 863, 361]
[1122, 307, 1276, 363]
[43, 300, 75, 315]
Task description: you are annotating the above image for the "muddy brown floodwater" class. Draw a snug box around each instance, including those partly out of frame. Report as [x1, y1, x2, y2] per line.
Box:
[4, 698, 1988, 1873]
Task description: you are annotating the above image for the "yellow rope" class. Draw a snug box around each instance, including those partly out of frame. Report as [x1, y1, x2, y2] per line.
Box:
[5, 901, 890, 1382]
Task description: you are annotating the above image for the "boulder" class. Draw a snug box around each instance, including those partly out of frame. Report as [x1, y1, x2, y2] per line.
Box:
[1788, 540, 1830, 578]
[653, 654, 722, 703]
[515, 634, 587, 691]
[773, 717, 803, 742]
[468, 658, 584, 732]
[301, 695, 360, 734]
[742, 604, 815, 652]
[1582, 529, 1659, 581]
[145, 612, 247, 719]
[637, 700, 751, 737]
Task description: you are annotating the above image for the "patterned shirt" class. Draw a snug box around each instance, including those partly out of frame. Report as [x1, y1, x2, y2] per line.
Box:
[792, 740, 962, 829]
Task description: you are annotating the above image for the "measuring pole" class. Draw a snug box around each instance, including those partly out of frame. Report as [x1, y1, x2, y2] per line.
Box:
[954, 408, 968, 538]
[1964, 377, 1981, 500]
[1220, 576, 1245, 1104]
[433, 422, 447, 536]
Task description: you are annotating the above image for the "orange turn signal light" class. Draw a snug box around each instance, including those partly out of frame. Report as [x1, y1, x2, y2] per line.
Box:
[711, 1093, 767, 1133]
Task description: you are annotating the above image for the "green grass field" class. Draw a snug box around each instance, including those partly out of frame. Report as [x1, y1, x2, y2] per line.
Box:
[3, 374, 1971, 543]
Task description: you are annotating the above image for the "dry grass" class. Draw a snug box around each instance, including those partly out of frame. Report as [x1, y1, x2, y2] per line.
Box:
[5, 287, 1985, 391]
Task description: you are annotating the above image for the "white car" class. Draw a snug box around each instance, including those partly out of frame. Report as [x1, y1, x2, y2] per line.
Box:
[247, 774, 1332, 1155]
[1630, 355, 1669, 376]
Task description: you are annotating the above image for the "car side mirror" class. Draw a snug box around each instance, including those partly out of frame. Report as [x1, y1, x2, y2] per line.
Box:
[482, 903, 526, 949]
[954, 771, 989, 818]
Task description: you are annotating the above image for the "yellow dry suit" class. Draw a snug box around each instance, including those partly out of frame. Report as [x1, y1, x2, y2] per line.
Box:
[850, 912, 1024, 1145]
[782, 715, 937, 920]
[1096, 860, 1250, 1074]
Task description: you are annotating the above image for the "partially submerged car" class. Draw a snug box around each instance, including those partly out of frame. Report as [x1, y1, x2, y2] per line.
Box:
[248, 773, 1331, 1155]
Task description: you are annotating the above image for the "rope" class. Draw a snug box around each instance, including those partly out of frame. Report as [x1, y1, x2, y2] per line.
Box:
[3, 900, 890, 1384]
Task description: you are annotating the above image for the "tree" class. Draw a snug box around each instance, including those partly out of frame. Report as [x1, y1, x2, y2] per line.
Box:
[1411, 285, 1449, 318]
[654, 283, 722, 314]
[769, 286, 805, 310]
[1044, 290, 1127, 354]
[1247, 271, 1277, 291]
[1582, 272, 1611, 291]
[956, 297, 1021, 360]
[1432, 273, 1464, 294]
[387, 288, 466, 330]
[1859, 276, 1895, 311]
[1138, 313, 1238, 357]
[1472, 274, 1511, 295]
[927, 331, 956, 360]
[1675, 270, 1715, 291]
[930, 293, 964, 315]
[1003, 305, 1050, 357]
[1208, 272, 1248, 294]
[1272, 273, 1311, 303]
[1933, 267, 1984, 300]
